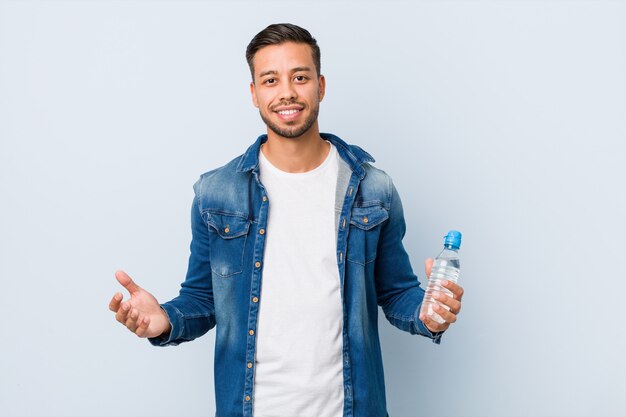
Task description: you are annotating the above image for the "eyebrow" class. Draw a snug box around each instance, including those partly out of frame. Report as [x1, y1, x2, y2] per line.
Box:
[258, 70, 278, 78]
[258, 66, 313, 78]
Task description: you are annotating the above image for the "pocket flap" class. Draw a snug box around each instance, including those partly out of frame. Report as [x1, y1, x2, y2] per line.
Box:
[349, 205, 389, 230]
[207, 212, 251, 239]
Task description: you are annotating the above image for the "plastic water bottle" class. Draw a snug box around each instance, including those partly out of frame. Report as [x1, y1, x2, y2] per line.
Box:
[420, 230, 462, 324]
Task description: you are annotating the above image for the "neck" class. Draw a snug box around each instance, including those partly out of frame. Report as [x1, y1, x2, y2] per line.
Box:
[262, 123, 330, 173]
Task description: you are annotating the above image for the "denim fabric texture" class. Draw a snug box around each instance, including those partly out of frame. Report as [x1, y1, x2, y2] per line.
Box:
[149, 133, 443, 417]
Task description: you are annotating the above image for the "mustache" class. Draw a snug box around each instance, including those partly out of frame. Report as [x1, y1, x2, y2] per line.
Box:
[270, 101, 306, 111]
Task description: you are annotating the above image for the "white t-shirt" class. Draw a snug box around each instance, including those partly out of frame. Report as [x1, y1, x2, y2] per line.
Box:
[253, 141, 344, 417]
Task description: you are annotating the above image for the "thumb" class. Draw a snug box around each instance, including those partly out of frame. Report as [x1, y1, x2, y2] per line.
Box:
[424, 258, 434, 279]
[115, 270, 141, 294]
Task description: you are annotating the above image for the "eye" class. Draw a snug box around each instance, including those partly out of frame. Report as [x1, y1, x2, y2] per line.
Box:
[294, 75, 308, 82]
[264, 78, 276, 85]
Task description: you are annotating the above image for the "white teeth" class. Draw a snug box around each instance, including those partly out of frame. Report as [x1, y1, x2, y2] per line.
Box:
[278, 109, 299, 115]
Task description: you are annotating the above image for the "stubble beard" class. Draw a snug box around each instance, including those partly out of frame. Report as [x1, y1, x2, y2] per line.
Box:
[259, 102, 320, 139]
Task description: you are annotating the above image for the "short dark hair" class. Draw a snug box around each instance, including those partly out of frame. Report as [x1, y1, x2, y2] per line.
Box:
[246, 23, 321, 81]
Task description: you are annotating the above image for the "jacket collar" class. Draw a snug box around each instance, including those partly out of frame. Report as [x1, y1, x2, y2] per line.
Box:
[236, 132, 375, 179]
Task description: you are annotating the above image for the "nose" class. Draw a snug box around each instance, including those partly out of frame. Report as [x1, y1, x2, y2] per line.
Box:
[278, 78, 297, 102]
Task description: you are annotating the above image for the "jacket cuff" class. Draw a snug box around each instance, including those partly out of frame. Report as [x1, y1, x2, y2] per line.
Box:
[413, 307, 444, 344]
[147, 304, 184, 347]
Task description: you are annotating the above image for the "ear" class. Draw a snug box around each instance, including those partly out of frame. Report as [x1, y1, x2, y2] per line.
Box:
[318, 75, 326, 102]
[250, 81, 259, 108]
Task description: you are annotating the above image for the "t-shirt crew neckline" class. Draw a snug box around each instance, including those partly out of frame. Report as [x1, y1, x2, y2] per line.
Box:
[258, 140, 336, 178]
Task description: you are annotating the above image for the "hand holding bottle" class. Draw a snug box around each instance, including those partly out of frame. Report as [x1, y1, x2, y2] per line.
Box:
[419, 231, 465, 333]
[420, 258, 464, 333]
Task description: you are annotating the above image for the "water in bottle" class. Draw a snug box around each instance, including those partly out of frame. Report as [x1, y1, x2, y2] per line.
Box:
[420, 230, 462, 324]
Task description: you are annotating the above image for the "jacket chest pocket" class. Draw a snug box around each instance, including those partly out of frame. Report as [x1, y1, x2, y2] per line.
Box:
[346, 205, 389, 265]
[207, 212, 250, 277]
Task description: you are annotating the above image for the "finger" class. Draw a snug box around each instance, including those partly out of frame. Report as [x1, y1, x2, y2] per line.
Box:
[434, 291, 462, 315]
[115, 270, 141, 294]
[135, 316, 151, 338]
[433, 303, 457, 324]
[125, 308, 140, 332]
[442, 280, 464, 301]
[108, 293, 123, 312]
[115, 301, 131, 324]
[420, 313, 449, 333]
[424, 258, 434, 278]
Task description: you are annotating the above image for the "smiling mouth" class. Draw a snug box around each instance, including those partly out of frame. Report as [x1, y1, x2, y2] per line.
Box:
[277, 109, 300, 115]
[275, 108, 303, 121]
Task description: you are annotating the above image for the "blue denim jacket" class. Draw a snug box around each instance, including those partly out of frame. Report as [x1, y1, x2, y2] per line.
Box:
[149, 133, 442, 417]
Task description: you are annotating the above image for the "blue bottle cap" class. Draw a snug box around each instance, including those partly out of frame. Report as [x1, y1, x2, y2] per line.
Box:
[444, 230, 462, 249]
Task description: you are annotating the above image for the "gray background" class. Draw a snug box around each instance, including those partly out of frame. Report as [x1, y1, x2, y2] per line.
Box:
[1, 1, 624, 416]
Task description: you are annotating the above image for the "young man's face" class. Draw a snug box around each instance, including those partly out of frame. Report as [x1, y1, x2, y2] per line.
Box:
[250, 42, 326, 139]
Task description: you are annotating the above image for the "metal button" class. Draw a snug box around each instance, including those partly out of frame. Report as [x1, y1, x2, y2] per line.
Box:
[259, 228, 265, 235]
[247, 362, 253, 369]
[363, 216, 368, 224]
[252, 296, 259, 303]
[262, 196, 267, 202]
[249, 330, 254, 336]
[224, 225, 230, 233]
[255, 261, 261, 268]
[245, 395, 251, 401]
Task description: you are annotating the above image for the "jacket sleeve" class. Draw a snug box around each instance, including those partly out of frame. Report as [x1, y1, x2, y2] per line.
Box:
[149, 182, 217, 347]
[374, 177, 443, 344]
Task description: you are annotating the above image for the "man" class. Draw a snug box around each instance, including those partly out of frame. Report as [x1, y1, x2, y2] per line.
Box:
[109, 23, 464, 417]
